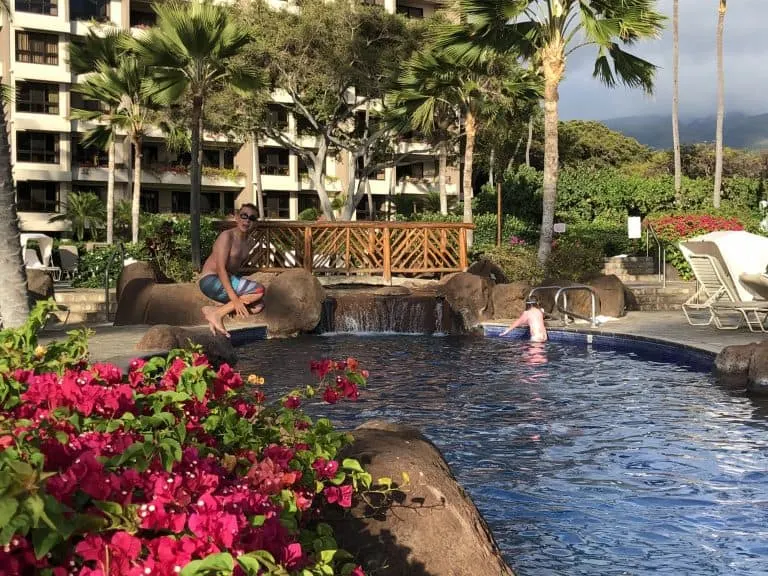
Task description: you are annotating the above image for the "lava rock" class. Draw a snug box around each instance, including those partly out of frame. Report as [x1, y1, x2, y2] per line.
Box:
[491, 281, 530, 320]
[437, 272, 492, 330]
[135, 325, 236, 368]
[261, 269, 325, 337]
[326, 421, 514, 576]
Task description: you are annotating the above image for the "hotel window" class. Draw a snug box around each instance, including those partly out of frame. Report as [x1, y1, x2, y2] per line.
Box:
[357, 157, 386, 180]
[15, 0, 57, 16]
[16, 181, 59, 212]
[261, 147, 289, 176]
[396, 162, 424, 180]
[267, 105, 289, 131]
[16, 82, 59, 115]
[73, 134, 108, 168]
[203, 149, 220, 167]
[16, 32, 59, 65]
[70, 0, 109, 21]
[396, 4, 424, 18]
[17, 132, 59, 164]
[140, 190, 159, 213]
[223, 149, 235, 169]
[172, 191, 190, 213]
[264, 192, 289, 219]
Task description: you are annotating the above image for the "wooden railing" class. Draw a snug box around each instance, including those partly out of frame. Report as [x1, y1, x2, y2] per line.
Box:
[242, 221, 473, 280]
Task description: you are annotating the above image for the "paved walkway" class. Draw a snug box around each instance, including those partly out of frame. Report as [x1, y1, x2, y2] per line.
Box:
[39, 311, 766, 364]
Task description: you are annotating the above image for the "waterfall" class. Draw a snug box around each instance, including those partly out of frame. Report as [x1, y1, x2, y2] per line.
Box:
[318, 292, 463, 334]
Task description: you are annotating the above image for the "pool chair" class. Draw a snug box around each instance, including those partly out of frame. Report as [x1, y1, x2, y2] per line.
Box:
[57, 244, 79, 282]
[682, 250, 768, 332]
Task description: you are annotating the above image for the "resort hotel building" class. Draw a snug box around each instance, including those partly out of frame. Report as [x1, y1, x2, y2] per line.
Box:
[3, 0, 458, 235]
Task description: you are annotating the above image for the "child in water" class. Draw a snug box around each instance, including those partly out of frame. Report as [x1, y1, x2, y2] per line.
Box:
[500, 297, 548, 342]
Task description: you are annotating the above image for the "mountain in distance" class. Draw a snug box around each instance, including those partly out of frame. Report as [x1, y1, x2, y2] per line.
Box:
[603, 112, 768, 150]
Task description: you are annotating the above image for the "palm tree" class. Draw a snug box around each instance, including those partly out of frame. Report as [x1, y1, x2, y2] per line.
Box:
[672, 0, 682, 205]
[133, 0, 262, 270]
[714, 0, 727, 209]
[72, 59, 154, 244]
[0, 0, 30, 327]
[387, 47, 538, 247]
[49, 191, 106, 241]
[439, 0, 664, 264]
[69, 30, 124, 245]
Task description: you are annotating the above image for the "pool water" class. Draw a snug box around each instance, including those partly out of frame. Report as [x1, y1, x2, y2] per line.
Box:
[238, 335, 768, 576]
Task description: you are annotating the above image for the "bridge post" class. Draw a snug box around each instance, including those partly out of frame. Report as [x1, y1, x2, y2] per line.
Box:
[383, 226, 392, 282]
[303, 226, 313, 272]
[459, 227, 468, 270]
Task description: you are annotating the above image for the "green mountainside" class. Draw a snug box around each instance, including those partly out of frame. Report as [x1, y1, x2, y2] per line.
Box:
[603, 112, 768, 150]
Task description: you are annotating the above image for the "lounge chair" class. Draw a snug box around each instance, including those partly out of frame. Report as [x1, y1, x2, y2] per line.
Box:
[58, 245, 79, 282]
[681, 243, 768, 331]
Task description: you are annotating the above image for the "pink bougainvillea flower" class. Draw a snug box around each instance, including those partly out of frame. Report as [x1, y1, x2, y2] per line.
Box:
[283, 396, 301, 410]
[323, 485, 353, 508]
[312, 458, 339, 480]
[322, 386, 340, 404]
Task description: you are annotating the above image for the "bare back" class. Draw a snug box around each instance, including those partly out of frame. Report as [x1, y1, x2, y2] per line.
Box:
[201, 229, 252, 277]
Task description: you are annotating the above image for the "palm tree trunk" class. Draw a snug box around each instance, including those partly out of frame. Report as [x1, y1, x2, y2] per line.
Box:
[463, 109, 477, 248]
[252, 135, 264, 219]
[106, 135, 115, 244]
[488, 147, 495, 187]
[439, 140, 448, 215]
[537, 49, 564, 265]
[131, 137, 142, 244]
[525, 115, 534, 168]
[714, 0, 727, 209]
[190, 95, 203, 268]
[672, 0, 682, 205]
[0, 99, 29, 327]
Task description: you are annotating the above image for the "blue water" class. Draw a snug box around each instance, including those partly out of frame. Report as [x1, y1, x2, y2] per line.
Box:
[238, 335, 768, 576]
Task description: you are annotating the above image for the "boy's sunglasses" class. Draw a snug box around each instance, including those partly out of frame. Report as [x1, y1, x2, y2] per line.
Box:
[239, 213, 258, 222]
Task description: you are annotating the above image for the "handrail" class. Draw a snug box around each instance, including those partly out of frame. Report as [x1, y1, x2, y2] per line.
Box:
[528, 284, 600, 327]
[645, 221, 666, 287]
[105, 242, 125, 323]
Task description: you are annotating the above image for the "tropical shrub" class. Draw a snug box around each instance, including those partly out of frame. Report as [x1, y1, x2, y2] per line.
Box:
[646, 213, 744, 279]
[72, 243, 145, 289]
[298, 208, 320, 221]
[480, 242, 544, 285]
[0, 301, 373, 576]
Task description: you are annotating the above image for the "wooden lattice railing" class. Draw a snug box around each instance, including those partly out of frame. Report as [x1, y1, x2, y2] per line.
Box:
[242, 221, 473, 280]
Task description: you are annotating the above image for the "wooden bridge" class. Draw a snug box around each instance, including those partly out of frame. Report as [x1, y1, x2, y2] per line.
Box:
[242, 221, 473, 281]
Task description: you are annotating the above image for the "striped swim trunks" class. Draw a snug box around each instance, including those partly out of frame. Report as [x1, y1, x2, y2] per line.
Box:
[198, 274, 264, 304]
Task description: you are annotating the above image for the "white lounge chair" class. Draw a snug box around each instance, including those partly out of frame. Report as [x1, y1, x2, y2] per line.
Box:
[683, 252, 768, 332]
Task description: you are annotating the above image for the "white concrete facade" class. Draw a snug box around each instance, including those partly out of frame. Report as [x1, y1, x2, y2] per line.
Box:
[6, 0, 455, 233]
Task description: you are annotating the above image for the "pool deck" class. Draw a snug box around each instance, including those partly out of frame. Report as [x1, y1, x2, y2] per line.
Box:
[39, 311, 768, 364]
[486, 311, 767, 355]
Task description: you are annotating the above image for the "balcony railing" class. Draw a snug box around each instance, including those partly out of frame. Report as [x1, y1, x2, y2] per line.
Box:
[243, 221, 472, 281]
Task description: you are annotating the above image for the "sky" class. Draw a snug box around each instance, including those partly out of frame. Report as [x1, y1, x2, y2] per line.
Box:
[558, 0, 768, 121]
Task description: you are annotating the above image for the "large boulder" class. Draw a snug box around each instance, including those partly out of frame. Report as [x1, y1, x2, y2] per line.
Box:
[491, 281, 530, 320]
[468, 259, 508, 284]
[715, 342, 759, 382]
[747, 343, 768, 396]
[135, 325, 237, 367]
[27, 269, 54, 306]
[327, 421, 514, 576]
[531, 275, 627, 321]
[588, 274, 626, 318]
[260, 269, 325, 337]
[437, 272, 493, 330]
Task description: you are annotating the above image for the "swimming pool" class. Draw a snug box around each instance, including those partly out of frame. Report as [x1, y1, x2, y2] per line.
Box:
[238, 335, 768, 576]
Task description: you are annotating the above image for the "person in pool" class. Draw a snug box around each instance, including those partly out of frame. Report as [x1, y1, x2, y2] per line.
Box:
[500, 297, 548, 342]
[199, 203, 264, 337]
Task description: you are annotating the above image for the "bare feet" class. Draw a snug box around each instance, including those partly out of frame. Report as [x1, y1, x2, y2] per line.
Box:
[202, 306, 230, 338]
[250, 303, 264, 314]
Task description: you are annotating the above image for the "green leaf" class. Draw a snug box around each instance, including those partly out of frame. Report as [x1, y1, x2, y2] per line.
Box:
[31, 527, 61, 559]
[249, 514, 266, 527]
[0, 497, 19, 527]
[342, 458, 364, 473]
[180, 552, 234, 576]
[192, 378, 207, 402]
[377, 476, 392, 488]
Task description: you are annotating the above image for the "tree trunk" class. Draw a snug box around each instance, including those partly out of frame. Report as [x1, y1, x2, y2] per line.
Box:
[311, 139, 334, 221]
[106, 134, 115, 244]
[365, 177, 373, 219]
[131, 137, 142, 245]
[672, 0, 682, 205]
[525, 115, 534, 168]
[463, 109, 477, 248]
[488, 147, 495, 187]
[252, 136, 264, 219]
[537, 46, 564, 265]
[439, 140, 448, 216]
[714, 0, 727, 209]
[190, 95, 203, 269]
[0, 99, 29, 327]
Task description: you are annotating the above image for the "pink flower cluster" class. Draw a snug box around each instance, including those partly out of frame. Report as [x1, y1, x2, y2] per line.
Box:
[310, 358, 368, 405]
[648, 214, 744, 242]
[0, 352, 368, 576]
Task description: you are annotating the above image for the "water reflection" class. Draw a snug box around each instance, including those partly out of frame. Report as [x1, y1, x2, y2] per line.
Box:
[238, 336, 768, 576]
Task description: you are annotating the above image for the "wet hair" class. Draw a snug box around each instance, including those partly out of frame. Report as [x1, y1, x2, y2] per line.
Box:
[239, 203, 258, 213]
[525, 297, 540, 310]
